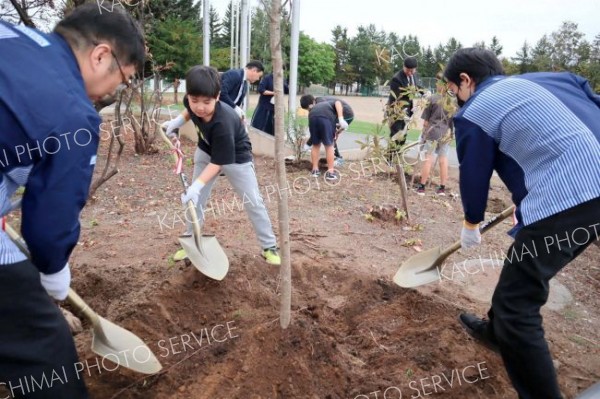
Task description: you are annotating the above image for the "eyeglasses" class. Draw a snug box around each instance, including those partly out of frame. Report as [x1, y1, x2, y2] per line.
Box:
[92, 41, 133, 89]
[446, 81, 461, 97]
[110, 49, 132, 89]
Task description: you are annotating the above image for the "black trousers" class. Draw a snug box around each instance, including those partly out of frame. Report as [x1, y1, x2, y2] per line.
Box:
[388, 105, 412, 146]
[487, 197, 599, 399]
[0, 260, 88, 399]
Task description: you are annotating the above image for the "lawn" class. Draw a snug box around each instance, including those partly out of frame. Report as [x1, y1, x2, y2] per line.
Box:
[156, 103, 425, 144]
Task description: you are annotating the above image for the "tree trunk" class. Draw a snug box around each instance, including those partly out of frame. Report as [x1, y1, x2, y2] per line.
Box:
[268, 0, 292, 329]
[154, 72, 160, 93]
[395, 163, 410, 221]
[90, 91, 126, 197]
[173, 78, 180, 104]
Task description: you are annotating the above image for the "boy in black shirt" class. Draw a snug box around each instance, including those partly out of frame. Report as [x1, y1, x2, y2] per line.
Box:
[301, 96, 354, 180]
[163, 66, 280, 265]
[300, 95, 354, 165]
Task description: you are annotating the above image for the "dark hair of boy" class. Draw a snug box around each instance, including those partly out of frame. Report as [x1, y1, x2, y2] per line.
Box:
[186, 65, 221, 98]
[54, 3, 145, 71]
[246, 60, 264, 72]
[300, 94, 316, 109]
[443, 48, 504, 87]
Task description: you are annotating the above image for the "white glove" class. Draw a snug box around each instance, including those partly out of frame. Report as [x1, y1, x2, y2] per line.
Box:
[461, 222, 481, 249]
[163, 114, 186, 138]
[40, 263, 71, 301]
[234, 106, 245, 119]
[338, 117, 348, 130]
[181, 178, 205, 205]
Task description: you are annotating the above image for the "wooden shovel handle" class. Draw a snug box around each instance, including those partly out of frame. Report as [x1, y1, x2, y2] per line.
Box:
[157, 122, 203, 246]
[4, 223, 101, 327]
[66, 289, 101, 328]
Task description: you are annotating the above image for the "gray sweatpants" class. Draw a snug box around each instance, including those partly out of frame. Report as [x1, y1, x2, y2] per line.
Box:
[187, 148, 277, 250]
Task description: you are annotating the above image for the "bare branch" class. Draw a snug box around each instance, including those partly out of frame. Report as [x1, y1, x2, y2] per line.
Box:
[8, 0, 36, 27]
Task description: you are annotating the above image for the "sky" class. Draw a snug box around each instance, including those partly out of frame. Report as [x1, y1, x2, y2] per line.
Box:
[212, 0, 600, 59]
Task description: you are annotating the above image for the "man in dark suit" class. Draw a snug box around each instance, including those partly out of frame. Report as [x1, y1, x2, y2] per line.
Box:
[386, 57, 420, 145]
[220, 60, 264, 120]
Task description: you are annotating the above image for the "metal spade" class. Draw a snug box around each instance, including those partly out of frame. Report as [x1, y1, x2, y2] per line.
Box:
[393, 205, 515, 288]
[4, 224, 162, 374]
[159, 123, 229, 280]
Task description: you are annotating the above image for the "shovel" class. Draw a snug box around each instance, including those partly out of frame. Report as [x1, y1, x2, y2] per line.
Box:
[393, 205, 515, 288]
[4, 223, 162, 374]
[158, 124, 229, 281]
[576, 381, 600, 399]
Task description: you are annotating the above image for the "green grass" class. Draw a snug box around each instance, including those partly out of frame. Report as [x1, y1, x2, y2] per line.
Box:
[349, 119, 422, 142]
[156, 103, 452, 146]
[348, 119, 389, 135]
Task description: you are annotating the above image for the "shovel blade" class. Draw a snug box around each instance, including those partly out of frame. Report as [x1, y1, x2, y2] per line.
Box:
[393, 246, 444, 288]
[179, 235, 229, 280]
[91, 316, 162, 374]
[576, 382, 600, 399]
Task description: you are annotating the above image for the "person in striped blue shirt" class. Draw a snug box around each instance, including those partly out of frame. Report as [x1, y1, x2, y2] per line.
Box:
[444, 47, 600, 399]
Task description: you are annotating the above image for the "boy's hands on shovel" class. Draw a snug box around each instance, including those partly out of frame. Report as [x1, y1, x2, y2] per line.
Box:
[461, 220, 481, 249]
[181, 178, 205, 205]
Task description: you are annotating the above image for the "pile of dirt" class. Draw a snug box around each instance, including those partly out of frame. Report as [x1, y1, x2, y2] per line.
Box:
[63, 133, 598, 399]
[74, 253, 513, 399]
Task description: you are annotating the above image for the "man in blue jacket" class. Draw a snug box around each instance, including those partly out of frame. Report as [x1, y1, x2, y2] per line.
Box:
[444, 47, 600, 399]
[0, 4, 144, 398]
[219, 60, 264, 119]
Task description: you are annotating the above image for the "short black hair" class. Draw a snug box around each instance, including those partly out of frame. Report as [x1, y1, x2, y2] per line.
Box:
[300, 94, 315, 110]
[444, 48, 504, 86]
[403, 57, 418, 69]
[54, 3, 145, 71]
[186, 65, 221, 98]
[245, 60, 264, 72]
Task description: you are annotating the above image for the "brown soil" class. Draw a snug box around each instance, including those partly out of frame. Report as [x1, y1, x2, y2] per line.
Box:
[47, 126, 600, 398]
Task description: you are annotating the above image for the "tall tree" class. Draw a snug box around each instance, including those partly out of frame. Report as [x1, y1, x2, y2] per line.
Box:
[208, 4, 221, 42]
[550, 21, 585, 69]
[348, 25, 382, 92]
[297, 33, 335, 89]
[331, 25, 350, 94]
[249, 4, 291, 71]
[386, 32, 403, 72]
[148, 16, 202, 103]
[591, 33, 600, 62]
[512, 41, 534, 73]
[264, 0, 291, 329]
[489, 36, 503, 56]
[139, 0, 200, 25]
[250, 6, 270, 66]
[531, 35, 554, 71]
[444, 37, 462, 59]
[472, 40, 486, 49]
[585, 33, 600, 91]
[213, 1, 233, 48]
[420, 46, 437, 78]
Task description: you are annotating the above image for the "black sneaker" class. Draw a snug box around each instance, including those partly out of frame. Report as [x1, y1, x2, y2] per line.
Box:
[436, 185, 446, 196]
[416, 184, 426, 196]
[325, 171, 339, 182]
[310, 169, 320, 178]
[459, 313, 500, 354]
